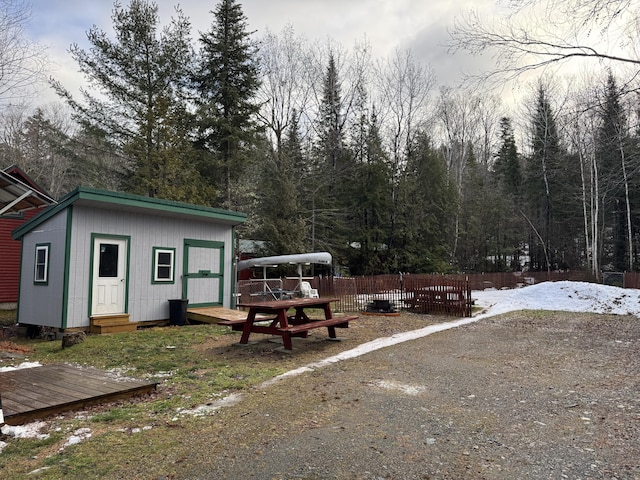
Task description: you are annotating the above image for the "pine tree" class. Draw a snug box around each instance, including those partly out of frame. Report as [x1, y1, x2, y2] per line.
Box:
[393, 132, 457, 273]
[347, 108, 393, 275]
[194, 0, 261, 209]
[308, 52, 351, 260]
[524, 85, 563, 271]
[52, 0, 203, 201]
[317, 54, 344, 174]
[493, 117, 521, 197]
[487, 116, 525, 271]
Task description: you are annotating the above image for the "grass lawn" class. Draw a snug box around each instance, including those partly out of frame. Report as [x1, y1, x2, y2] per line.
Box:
[0, 322, 290, 479]
[0, 312, 439, 479]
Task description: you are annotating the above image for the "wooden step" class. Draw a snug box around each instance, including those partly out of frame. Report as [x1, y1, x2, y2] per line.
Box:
[90, 314, 137, 334]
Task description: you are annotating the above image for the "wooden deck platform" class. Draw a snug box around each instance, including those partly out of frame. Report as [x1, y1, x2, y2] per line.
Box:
[0, 364, 157, 425]
[187, 306, 267, 324]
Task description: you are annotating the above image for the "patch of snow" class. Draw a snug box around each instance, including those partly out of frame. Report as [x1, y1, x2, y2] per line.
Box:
[372, 380, 426, 395]
[60, 428, 92, 451]
[178, 392, 244, 417]
[1, 421, 49, 440]
[0, 361, 41, 373]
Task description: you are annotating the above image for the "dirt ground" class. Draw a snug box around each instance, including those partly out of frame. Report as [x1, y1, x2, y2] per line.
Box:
[3, 310, 638, 479]
[158, 310, 639, 480]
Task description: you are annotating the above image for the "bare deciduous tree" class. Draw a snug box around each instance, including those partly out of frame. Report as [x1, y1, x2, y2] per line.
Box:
[375, 48, 436, 176]
[562, 85, 601, 277]
[0, 0, 48, 105]
[256, 26, 310, 151]
[436, 88, 502, 261]
[447, 0, 640, 84]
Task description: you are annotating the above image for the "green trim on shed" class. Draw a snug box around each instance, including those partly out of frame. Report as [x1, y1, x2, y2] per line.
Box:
[182, 239, 225, 307]
[16, 236, 23, 325]
[61, 206, 73, 329]
[12, 187, 246, 240]
[88, 233, 132, 318]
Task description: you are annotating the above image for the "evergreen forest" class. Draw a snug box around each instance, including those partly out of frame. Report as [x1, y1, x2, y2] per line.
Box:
[2, 0, 640, 279]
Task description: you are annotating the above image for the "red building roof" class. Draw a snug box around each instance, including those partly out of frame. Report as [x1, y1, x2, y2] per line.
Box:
[0, 166, 55, 303]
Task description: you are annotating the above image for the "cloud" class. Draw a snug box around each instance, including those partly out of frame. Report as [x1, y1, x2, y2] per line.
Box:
[23, 0, 499, 105]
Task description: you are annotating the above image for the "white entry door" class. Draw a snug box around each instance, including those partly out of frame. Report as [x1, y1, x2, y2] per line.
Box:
[91, 237, 128, 315]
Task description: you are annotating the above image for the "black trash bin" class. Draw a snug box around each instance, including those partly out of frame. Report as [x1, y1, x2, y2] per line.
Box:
[168, 299, 189, 326]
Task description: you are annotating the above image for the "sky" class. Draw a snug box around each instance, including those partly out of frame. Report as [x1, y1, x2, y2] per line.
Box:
[23, 0, 500, 105]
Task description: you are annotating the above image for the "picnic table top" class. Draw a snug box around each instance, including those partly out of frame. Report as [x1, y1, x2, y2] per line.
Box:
[238, 297, 338, 309]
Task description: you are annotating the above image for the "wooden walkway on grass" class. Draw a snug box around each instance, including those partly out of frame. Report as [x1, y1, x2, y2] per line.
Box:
[0, 364, 157, 425]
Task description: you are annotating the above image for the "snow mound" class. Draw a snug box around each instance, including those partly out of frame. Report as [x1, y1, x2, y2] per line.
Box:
[474, 280, 640, 318]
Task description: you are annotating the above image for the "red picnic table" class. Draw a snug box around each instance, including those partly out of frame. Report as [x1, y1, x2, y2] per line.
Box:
[236, 297, 358, 350]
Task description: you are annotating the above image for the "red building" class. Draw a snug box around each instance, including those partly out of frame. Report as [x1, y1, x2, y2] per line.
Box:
[0, 166, 55, 306]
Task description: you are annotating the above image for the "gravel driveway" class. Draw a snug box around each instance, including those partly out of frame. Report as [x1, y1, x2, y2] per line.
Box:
[168, 310, 639, 480]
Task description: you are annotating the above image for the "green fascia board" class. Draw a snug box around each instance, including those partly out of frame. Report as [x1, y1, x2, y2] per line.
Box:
[12, 187, 247, 240]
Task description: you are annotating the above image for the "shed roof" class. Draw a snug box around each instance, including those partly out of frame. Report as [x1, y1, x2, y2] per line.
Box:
[12, 187, 246, 240]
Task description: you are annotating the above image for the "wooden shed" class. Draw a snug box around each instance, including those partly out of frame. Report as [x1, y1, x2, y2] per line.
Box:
[11, 187, 246, 332]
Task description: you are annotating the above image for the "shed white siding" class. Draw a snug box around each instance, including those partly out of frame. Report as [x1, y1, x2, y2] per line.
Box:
[65, 205, 234, 329]
[17, 210, 68, 328]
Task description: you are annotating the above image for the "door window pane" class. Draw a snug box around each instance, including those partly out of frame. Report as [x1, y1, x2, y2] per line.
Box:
[99, 243, 119, 277]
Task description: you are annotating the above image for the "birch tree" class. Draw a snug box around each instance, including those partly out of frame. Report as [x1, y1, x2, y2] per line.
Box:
[563, 85, 601, 277]
[436, 88, 502, 261]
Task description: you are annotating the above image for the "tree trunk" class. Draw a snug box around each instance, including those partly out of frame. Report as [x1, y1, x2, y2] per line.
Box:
[591, 152, 600, 281]
[619, 141, 633, 271]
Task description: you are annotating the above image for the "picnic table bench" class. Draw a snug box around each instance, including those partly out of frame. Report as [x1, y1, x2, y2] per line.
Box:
[216, 318, 248, 331]
[233, 298, 358, 350]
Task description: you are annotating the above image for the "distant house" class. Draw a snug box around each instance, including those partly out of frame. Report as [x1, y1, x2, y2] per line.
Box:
[237, 239, 266, 281]
[0, 166, 56, 308]
[12, 187, 246, 331]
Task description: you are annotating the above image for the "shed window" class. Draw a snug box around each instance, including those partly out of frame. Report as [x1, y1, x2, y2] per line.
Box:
[34, 244, 50, 284]
[153, 247, 175, 283]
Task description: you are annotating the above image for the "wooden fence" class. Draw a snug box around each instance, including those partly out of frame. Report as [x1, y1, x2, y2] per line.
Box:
[238, 270, 636, 317]
[463, 270, 597, 290]
[313, 274, 472, 316]
[623, 272, 640, 289]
